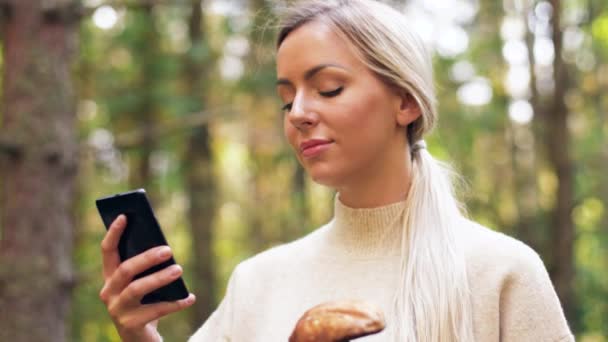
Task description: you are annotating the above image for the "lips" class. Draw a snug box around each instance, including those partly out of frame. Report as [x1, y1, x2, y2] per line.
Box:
[300, 139, 333, 158]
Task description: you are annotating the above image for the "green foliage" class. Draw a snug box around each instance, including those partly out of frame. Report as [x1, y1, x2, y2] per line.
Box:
[592, 13, 608, 50]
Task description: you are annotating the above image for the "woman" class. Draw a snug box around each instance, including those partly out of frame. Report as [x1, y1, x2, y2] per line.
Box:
[99, 0, 574, 341]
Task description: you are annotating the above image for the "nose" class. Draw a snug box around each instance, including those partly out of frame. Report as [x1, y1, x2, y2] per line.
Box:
[287, 93, 318, 131]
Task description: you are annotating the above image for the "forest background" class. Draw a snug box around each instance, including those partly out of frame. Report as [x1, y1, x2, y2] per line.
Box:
[0, 0, 606, 341]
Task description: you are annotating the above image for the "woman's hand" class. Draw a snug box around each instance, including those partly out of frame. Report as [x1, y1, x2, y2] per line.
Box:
[99, 214, 196, 342]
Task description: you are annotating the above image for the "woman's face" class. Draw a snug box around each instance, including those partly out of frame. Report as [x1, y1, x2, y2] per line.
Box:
[277, 21, 418, 189]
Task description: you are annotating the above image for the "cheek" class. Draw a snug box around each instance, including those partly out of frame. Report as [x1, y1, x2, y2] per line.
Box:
[334, 93, 395, 145]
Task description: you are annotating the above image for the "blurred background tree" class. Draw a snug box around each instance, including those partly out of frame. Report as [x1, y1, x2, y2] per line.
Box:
[0, 0, 606, 341]
[0, 1, 79, 340]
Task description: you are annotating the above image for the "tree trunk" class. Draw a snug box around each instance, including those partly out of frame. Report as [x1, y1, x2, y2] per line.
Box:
[0, 1, 78, 341]
[289, 162, 309, 239]
[510, 122, 540, 250]
[127, 3, 159, 204]
[546, 0, 576, 324]
[183, 0, 217, 329]
[246, 0, 271, 252]
[507, 4, 544, 255]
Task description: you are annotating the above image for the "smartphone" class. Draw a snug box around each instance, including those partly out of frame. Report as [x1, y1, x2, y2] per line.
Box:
[96, 188, 189, 304]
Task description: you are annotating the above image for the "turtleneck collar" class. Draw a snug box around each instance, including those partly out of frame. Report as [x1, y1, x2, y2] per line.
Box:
[324, 194, 407, 258]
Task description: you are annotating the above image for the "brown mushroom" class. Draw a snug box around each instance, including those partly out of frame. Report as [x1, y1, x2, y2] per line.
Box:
[289, 300, 386, 342]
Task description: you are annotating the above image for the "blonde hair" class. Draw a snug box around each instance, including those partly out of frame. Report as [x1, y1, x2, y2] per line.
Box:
[277, 1, 474, 341]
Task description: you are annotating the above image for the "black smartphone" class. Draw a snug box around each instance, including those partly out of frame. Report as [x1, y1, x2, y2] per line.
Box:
[96, 188, 189, 304]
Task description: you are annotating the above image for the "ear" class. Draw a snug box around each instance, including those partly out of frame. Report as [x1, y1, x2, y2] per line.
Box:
[396, 92, 422, 127]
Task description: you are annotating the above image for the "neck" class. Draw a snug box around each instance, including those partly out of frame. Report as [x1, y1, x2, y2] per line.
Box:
[324, 194, 407, 258]
[337, 149, 412, 208]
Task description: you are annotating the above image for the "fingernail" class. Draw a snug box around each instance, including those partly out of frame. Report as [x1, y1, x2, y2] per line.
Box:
[118, 214, 126, 225]
[158, 246, 171, 259]
[185, 294, 195, 304]
[170, 264, 182, 276]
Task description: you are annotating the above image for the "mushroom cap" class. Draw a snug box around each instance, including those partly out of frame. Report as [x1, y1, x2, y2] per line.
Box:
[289, 300, 386, 342]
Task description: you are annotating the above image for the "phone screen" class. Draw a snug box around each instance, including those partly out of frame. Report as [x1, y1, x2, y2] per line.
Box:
[96, 189, 189, 304]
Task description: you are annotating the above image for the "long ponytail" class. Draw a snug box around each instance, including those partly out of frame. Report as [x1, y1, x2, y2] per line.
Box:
[390, 146, 473, 341]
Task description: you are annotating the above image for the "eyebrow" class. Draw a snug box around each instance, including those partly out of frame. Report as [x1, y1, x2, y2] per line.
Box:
[276, 63, 348, 87]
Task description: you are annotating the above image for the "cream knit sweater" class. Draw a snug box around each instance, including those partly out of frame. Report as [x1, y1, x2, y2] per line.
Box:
[189, 198, 574, 341]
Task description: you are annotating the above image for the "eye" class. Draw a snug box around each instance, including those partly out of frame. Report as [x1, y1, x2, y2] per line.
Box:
[282, 102, 293, 113]
[319, 86, 343, 97]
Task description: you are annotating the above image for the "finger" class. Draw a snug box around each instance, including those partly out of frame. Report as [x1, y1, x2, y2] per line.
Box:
[105, 245, 173, 295]
[120, 294, 196, 329]
[120, 264, 184, 306]
[101, 214, 127, 279]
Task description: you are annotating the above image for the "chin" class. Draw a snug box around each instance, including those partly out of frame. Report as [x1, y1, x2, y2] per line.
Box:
[310, 175, 337, 188]
[307, 167, 345, 189]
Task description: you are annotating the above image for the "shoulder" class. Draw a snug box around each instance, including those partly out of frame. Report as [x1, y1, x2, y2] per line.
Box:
[457, 218, 559, 294]
[458, 218, 546, 277]
[459, 219, 573, 340]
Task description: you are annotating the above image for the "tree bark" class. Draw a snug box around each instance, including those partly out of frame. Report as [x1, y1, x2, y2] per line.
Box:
[245, 0, 272, 252]
[546, 0, 576, 324]
[0, 1, 78, 341]
[127, 3, 159, 204]
[183, 0, 217, 329]
[507, 4, 544, 255]
[289, 161, 309, 240]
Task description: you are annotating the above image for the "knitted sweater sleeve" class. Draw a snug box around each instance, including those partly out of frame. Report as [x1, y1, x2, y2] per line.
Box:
[499, 243, 574, 342]
[188, 265, 241, 342]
